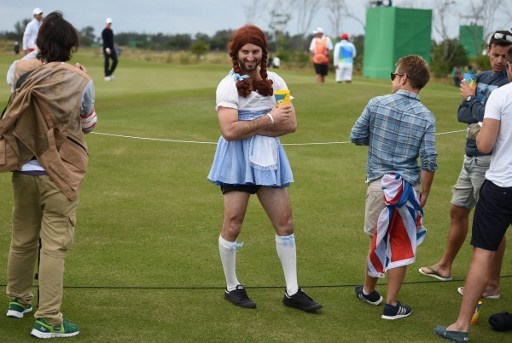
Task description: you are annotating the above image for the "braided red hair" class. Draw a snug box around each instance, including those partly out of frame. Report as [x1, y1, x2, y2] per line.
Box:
[228, 25, 273, 97]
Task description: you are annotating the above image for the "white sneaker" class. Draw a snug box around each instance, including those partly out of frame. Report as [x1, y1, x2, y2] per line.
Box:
[104, 76, 112, 81]
[110, 75, 115, 80]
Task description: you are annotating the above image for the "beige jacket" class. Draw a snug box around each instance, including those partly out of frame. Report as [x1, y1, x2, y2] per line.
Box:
[0, 62, 92, 200]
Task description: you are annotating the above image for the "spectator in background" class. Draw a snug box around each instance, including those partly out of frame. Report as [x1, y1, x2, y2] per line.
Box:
[22, 8, 43, 54]
[13, 41, 20, 55]
[333, 33, 356, 83]
[309, 27, 333, 83]
[466, 64, 476, 74]
[102, 17, 118, 81]
[451, 65, 463, 87]
[272, 55, 281, 69]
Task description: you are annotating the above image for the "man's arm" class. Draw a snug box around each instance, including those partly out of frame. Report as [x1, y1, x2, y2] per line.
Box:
[350, 106, 371, 145]
[22, 22, 33, 52]
[457, 80, 485, 123]
[256, 103, 297, 137]
[419, 119, 437, 207]
[80, 80, 97, 134]
[333, 43, 340, 67]
[217, 104, 296, 141]
[309, 39, 315, 54]
[102, 30, 114, 53]
[477, 118, 499, 154]
[419, 170, 435, 208]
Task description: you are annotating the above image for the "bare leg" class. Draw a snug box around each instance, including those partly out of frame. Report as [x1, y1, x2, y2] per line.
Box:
[385, 266, 407, 305]
[257, 187, 293, 236]
[486, 237, 505, 295]
[363, 242, 379, 293]
[458, 235, 505, 298]
[446, 247, 494, 332]
[220, 191, 250, 241]
[219, 191, 250, 290]
[420, 204, 470, 278]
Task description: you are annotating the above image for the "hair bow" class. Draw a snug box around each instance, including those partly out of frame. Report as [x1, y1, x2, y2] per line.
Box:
[233, 73, 249, 82]
[229, 241, 244, 252]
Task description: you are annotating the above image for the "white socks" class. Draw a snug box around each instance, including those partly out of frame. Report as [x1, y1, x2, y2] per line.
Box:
[276, 234, 299, 296]
[218, 235, 241, 291]
[219, 233, 299, 296]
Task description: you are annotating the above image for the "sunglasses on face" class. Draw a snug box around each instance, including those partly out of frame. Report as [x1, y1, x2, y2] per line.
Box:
[390, 72, 404, 81]
[493, 32, 512, 43]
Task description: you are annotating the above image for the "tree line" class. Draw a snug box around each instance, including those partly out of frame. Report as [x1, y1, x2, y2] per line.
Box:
[0, 15, 487, 77]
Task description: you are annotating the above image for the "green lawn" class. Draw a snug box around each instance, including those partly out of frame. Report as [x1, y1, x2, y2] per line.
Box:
[0, 50, 510, 342]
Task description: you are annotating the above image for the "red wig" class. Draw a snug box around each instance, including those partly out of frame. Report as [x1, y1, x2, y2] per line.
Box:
[228, 25, 273, 97]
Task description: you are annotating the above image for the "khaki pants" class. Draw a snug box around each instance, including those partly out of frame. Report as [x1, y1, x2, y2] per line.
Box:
[364, 177, 420, 236]
[6, 173, 78, 325]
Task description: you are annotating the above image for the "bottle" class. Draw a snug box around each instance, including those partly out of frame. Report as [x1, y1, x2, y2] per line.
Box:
[471, 300, 483, 325]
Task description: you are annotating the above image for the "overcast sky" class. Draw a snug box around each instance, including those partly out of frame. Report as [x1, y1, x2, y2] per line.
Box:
[0, 0, 365, 37]
[0, 1, 509, 40]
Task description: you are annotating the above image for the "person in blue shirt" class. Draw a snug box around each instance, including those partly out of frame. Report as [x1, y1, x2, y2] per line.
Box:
[333, 33, 356, 83]
[350, 55, 437, 320]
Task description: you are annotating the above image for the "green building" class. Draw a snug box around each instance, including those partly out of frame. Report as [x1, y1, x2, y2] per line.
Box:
[363, 7, 432, 79]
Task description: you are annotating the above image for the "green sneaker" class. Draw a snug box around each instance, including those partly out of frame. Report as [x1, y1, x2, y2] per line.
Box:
[31, 318, 80, 339]
[6, 298, 32, 318]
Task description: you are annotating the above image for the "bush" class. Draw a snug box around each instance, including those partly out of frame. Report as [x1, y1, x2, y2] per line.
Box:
[430, 39, 468, 78]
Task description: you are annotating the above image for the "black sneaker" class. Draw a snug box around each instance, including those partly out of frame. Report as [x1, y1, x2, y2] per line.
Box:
[224, 285, 256, 308]
[283, 288, 322, 312]
[381, 301, 411, 320]
[355, 284, 383, 305]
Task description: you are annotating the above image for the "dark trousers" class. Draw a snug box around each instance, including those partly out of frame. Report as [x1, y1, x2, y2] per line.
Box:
[104, 51, 118, 77]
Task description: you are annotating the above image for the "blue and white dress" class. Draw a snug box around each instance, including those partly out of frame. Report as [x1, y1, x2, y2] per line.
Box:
[208, 71, 294, 187]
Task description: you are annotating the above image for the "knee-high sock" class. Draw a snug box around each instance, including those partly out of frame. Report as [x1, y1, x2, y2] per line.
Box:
[219, 235, 240, 291]
[276, 234, 298, 295]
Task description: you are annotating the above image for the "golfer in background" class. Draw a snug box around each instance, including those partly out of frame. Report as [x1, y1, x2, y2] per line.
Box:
[208, 24, 322, 313]
[102, 17, 118, 81]
[2, 11, 97, 339]
[22, 8, 43, 54]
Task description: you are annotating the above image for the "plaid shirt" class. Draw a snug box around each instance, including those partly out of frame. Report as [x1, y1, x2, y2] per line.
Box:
[350, 90, 437, 185]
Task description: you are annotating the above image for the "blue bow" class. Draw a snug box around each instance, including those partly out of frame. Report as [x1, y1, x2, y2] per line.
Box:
[229, 241, 244, 252]
[233, 73, 249, 82]
[281, 235, 295, 247]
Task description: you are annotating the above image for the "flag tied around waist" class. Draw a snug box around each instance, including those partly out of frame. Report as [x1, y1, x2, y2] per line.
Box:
[368, 173, 426, 278]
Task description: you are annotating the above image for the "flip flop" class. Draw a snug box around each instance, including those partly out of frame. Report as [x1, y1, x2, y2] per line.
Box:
[457, 286, 501, 300]
[433, 325, 468, 343]
[418, 266, 452, 281]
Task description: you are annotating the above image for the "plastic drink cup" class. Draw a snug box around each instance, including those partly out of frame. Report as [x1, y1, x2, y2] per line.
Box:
[464, 73, 477, 88]
[274, 89, 291, 107]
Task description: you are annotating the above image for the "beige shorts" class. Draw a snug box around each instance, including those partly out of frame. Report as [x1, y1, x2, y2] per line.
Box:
[363, 178, 420, 236]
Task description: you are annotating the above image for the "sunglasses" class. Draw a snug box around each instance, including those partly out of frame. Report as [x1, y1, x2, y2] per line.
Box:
[390, 72, 404, 81]
[493, 32, 512, 43]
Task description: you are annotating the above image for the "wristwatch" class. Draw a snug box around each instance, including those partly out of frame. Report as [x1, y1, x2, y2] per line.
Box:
[466, 95, 472, 102]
